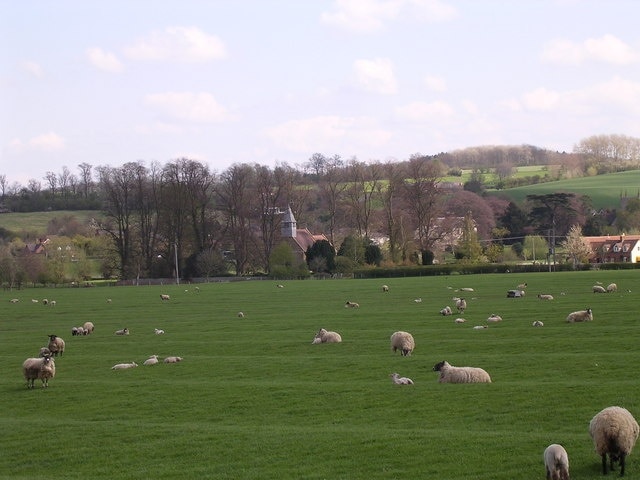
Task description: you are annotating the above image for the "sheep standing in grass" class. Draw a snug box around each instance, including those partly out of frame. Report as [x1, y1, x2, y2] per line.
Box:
[390, 373, 414, 385]
[487, 314, 502, 323]
[538, 294, 554, 300]
[589, 406, 639, 476]
[593, 285, 607, 294]
[71, 326, 84, 336]
[47, 334, 65, 357]
[312, 328, 342, 344]
[114, 328, 129, 335]
[440, 306, 452, 316]
[163, 356, 183, 363]
[83, 322, 94, 335]
[543, 443, 570, 480]
[111, 362, 138, 370]
[160, 294, 170, 301]
[382, 284, 389, 292]
[390, 331, 415, 356]
[532, 321, 544, 327]
[566, 308, 593, 323]
[23, 355, 56, 388]
[455, 298, 467, 314]
[432, 360, 491, 383]
[607, 283, 618, 293]
[345, 301, 360, 308]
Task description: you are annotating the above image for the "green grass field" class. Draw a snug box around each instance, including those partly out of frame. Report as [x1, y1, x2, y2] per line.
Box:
[1, 271, 640, 479]
[0, 210, 99, 236]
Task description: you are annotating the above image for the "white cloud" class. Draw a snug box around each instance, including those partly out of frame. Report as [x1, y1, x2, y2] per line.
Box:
[86, 47, 124, 73]
[395, 100, 454, 122]
[20, 60, 43, 78]
[541, 34, 639, 65]
[8, 132, 66, 153]
[353, 57, 397, 94]
[145, 92, 233, 122]
[124, 26, 226, 62]
[424, 74, 447, 92]
[321, 0, 456, 33]
[264, 115, 392, 153]
[522, 87, 561, 111]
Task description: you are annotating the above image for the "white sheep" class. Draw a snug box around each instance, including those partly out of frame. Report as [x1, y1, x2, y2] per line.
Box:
[31, 299, 38, 303]
[22, 355, 56, 388]
[589, 406, 640, 476]
[237, 312, 245, 318]
[345, 301, 360, 308]
[143, 355, 159, 366]
[432, 360, 491, 383]
[42, 299, 48, 305]
[154, 328, 165, 335]
[390, 373, 414, 385]
[83, 321, 95, 335]
[538, 294, 554, 300]
[414, 298, 422, 303]
[607, 283, 618, 293]
[311, 328, 342, 344]
[543, 443, 570, 480]
[10, 298, 19, 303]
[71, 326, 83, 336]
[460, 287, 474, 292]
[532, 320, 544, 327]
[455, 297, 467, 314]
[566, 308, 593, 323]
[473, 325, 488, 330]
[517, 282, 528, 290]
[382, 284, 389, 292]
[114, 327, 130, 335]
[276, 284, 284, 288]
[47, 334, 65, 357]
[50, 300, 56, 306]
[454, 318, 466, 324]
[106, 298, 112, 303]
[390, 331, 415, 356]
[163, 356, 183, 363]
[440, 306, 453, 316]
[160, 294, 170, 301]
[487, 314, 502, 323]
[593, 285, 607, 293]
[111, 362, 138, 370]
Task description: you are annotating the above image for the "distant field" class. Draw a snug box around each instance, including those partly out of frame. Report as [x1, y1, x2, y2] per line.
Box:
[496, 170, 640, 209]
[0, 210, 99, 236]
[1, 271, 639, 479]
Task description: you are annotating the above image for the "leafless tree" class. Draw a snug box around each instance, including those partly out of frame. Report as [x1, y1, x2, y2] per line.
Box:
[318, 154, 346, 245]
[77, 162, 94, 198]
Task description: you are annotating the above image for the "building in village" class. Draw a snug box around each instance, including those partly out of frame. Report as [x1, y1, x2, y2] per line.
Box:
[279, 206, 331, 264]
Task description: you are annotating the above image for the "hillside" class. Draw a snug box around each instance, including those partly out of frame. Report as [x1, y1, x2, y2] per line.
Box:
[493, 169, 640, 209]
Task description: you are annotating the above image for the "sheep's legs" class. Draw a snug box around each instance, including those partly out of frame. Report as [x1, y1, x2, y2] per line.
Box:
[620, 453, 626, 476]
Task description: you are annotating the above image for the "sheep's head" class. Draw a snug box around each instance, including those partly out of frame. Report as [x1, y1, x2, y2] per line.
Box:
[48, 334, 57, 340]
[432, 361, 448, 372]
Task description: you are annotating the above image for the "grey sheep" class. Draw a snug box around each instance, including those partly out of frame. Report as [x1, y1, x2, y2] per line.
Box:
[83, 321, 95, 334]
[432, 360, 491, 383]
[589, 406, 639, 476]
[543, 443, 570, 480]
[47, 334, 65, 357]
[566, 308, 593, 323]
[22, 355, 56, 388]
[390, 331, 415, 356]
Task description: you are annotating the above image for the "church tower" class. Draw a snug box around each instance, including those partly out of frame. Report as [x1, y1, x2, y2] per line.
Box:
[281, 205, 297, 238]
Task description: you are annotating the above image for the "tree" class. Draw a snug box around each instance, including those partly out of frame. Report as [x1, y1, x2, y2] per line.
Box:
[562, 224, 592, 268]
[269, 241, 308, 278]
[527, 193, 577, 266]
[498, 202, 529, 243]
[456, 213, 483, 262]
[306, 239, 335, 273]
[522, 235, 549, 262]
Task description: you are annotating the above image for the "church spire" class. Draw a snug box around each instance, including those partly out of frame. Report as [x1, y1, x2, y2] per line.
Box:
[281, 205, 297, 238]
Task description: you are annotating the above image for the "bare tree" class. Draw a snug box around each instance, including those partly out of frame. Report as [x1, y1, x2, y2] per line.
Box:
[77, 162, 93, 198]
[318, 154, 346, 245]
[44, 171, 57, 197]
[0, 174, 7, 201]
[343, 160, 382, 238]
[377, 161, 406, 263]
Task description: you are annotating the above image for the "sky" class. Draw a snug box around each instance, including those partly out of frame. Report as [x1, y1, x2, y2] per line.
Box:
[2, 0, 640, 185]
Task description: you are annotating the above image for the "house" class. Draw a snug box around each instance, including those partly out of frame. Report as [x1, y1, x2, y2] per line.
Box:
[584, 234, 640, 264]
[280, 206, 330, 263]
[24, 237, 49, 255]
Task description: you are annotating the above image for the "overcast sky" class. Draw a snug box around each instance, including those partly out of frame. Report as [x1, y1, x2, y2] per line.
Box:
[1, 0, 639, 184]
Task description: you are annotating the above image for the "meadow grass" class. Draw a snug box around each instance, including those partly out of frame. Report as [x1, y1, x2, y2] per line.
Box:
[1, 270, 640, 479]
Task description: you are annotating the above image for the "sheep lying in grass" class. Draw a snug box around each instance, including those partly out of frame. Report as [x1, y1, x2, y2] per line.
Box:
[440, 306, 453, 316]
[432, 360, 491, 383]
[473, 325, 488, 330]
[114, 328, 130, 335]
[154, 328, 165, 335]
[312, 328, 342, 344]
[83, 322, 94, 335]
[111, 362, 138, 370]
[607, 283, 618, 293]
[47, 334, 65, 357]
[593, 285, 607, 294]
[143, 355, 159, 366]
[460, 287, 474, 292]
[390, 373, 414, 385]
[454, 318, 466, 324]
[382, 284, 389, 292]
[10, 298, 19, 303]
[487, 314, 502, 323]
[566, 308, 593, 323]
[543, 443, 570, 480]
[532, 320, 544, 327]
[538, 294, 554, 300]
[163, 356, 183, 363]
[345, 301, 360, 308]
[160, 294, 170, 301]
[390, 331, 415, 356]
[23, 355, 56, 388]
[237, 312, 245, 318]
[589, 406, 639, 476]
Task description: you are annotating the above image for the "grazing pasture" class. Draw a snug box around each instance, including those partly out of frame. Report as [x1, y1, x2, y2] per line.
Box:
[1, 270, 640, 479]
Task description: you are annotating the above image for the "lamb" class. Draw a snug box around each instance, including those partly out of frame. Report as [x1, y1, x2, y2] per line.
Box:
[607, 283, 618, 293]
[311, 328, 342, 344]
[454, 318, 466, 324]
[276, 284, 285, 288]
[473, 325, 488, 330]
[154, 328, 165, 335]
[538, 294, 554, 300]
[460, 287, 474, 292]
[487, 314, 502, 323]
[114, 328, 130, 335]
[237, 312, 245, 318]
[390, 373, 414, 385]
[440, 306, 453, 316]
[22, 355, 56, 388]
[566, 308, 593, 323]
[42, 299, 48, 305]
[50, 300, 56, 306]
[163, 356, 183, 363]
[432, 360, 491, 383]
[455, 297, 467, 314]
[143, 355, 159, 366]
[414, 298, 422, 303]
[47, 334, 65, 357]
[71, 326, 84, 336]
[345, 301, 360, 308]
[38, 347, 51, 357]
[160, 294, 170, 301]
[10, 298, 19, 303]
[589, 406, 639, 476]
[83, 321, 95, 335]
[517, 282, 528, 290]
[111, 362, 138, 370]
[593, 285, 607, 293]
[543, 443, 570, 480]
[382, 284, 389, 292]
[532, 320, 544, 327]
[390, 331, 415, 356]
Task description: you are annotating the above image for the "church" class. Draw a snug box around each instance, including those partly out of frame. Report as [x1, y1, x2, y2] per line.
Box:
[279, 206, 331, 263]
